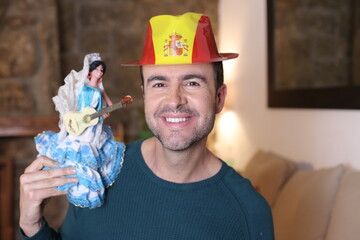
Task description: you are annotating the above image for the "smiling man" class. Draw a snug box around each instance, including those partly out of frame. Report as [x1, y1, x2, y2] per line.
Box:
[19, 13, 274, 240]
[144, 65, 217, 151]
[141, 63, 226, 183]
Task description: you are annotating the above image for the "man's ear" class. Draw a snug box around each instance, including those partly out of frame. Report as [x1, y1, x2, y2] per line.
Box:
[215, 84, 227, 114]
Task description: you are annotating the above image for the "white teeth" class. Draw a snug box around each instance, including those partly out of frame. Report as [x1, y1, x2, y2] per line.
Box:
[166, 117, 188, 123]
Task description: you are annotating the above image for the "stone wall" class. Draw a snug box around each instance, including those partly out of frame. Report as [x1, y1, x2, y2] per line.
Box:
[0, 0, 219, 239]
[0, 0, 61, 116]
[57, 0, 219, 141]
[0, 1, 61, 239]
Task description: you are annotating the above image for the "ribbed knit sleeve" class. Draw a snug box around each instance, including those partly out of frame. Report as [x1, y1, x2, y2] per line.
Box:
[19, 219, 61, 240]
[220, 169, 274, 239]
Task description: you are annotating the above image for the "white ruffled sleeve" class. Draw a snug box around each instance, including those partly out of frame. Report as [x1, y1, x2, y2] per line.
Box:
[52, 53, 103, 140]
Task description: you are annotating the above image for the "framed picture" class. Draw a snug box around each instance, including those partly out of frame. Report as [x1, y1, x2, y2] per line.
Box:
[267, 0, 360, 109]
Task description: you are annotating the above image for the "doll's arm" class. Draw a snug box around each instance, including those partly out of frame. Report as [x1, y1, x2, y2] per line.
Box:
[102, 90, 113, 106]
[102, 90, 113, 118]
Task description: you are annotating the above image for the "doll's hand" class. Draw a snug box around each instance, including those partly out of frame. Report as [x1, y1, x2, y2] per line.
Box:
[19, 156, 78, 237]
[102, 112, 110, 119]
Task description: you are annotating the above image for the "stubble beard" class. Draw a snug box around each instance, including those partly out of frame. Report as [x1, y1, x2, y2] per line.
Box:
[146, 107, 216, 151]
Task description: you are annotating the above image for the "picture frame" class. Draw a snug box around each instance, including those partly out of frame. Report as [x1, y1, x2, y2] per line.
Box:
[267, 0, 360, 109]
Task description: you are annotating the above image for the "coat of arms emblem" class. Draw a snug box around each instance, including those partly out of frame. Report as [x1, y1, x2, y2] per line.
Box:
[164, 32, 188, 57]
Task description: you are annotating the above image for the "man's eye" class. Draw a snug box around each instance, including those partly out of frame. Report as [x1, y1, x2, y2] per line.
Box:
[186, 81, 200, 86]
[153, 83, 165, 87]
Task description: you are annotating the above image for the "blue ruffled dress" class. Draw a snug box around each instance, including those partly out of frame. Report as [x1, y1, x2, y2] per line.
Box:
[35, 85, 125, 208]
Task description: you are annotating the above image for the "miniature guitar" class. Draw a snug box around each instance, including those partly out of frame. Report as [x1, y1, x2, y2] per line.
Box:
[64, 95, 133, 136]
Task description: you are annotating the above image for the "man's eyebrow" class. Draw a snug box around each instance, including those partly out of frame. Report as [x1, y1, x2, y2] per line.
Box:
[146, 75, 166, 83]
[182, 74, 207, 83]
[146, 74, 208, 84]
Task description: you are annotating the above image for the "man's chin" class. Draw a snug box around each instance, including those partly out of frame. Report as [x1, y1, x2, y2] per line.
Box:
[158, 139, 190, 151]
[154, 135, 202, 152]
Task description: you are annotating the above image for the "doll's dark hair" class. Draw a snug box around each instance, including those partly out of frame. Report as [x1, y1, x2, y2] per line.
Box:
[89, 60, 107, 75]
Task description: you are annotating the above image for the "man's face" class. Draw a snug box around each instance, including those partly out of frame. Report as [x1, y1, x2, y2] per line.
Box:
[142, 63, 226, 151]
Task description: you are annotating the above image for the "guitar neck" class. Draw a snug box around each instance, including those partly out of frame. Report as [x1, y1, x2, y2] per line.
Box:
[89, 101, 126, 120]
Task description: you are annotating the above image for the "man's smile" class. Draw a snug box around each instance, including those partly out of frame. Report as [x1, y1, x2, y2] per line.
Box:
[165, 117, 190, 123]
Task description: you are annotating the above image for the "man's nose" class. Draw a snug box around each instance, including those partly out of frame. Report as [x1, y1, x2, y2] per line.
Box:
[167, 85, 187, 108]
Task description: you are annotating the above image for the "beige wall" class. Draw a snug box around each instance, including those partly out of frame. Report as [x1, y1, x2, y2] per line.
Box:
[216, 0, 360, 171]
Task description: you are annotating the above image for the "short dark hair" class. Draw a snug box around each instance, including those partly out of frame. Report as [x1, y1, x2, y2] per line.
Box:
[89, 60, 107, 74]
[140, 61, 224, 90]
[213, 61, 224, 90]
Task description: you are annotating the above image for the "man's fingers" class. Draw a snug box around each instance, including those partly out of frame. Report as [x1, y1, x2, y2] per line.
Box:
[24, 156, 60, 173]
[22, 176, 78, 192]
[24, 187, 67, 202]
[20, 166, 76, 185]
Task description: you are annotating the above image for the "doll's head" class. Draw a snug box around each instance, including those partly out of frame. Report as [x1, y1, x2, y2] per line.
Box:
[88, 60, 107, 79]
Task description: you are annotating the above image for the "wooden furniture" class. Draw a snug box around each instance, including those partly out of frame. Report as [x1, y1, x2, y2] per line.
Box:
[0, 116, 58, 240]
[0, 157, 13, 240]
[0, 116, 59, 137]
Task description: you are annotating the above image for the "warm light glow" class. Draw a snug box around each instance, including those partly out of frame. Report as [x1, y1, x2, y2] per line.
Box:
[223, 60, 237, 84]
[215, 110, 242, 168]
[217, 110, 238, 138]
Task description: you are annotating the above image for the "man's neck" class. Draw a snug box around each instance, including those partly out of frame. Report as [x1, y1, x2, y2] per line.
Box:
[141, 137, 222, 183]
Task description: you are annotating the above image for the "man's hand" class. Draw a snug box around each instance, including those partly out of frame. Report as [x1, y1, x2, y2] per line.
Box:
[19, 156, 78, 237]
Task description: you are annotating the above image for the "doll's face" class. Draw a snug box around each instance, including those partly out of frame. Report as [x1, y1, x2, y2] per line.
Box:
[92, 65, 104, 80]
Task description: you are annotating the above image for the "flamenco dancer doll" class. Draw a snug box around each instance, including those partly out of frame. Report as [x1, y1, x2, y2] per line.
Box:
[35, 53, 128, 208]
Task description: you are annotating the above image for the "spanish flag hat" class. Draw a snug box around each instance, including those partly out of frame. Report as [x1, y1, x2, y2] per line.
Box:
[121, 12, 238, 66]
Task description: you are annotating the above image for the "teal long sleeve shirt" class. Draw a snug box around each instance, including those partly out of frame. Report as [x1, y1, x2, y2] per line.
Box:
[21, 139, 274, 240]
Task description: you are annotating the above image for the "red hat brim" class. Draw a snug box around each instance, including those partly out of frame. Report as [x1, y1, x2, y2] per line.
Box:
[121, 53, 238, 66]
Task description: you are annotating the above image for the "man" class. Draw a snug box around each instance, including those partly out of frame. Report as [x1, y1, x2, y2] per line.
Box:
[19, 12, 274, 239]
